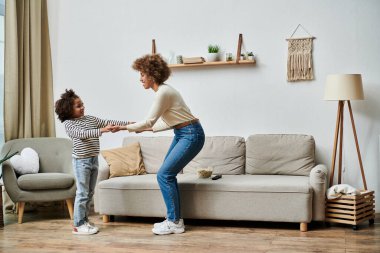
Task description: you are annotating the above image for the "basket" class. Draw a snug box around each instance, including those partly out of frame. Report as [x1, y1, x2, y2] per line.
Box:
[197, 167, 213, 179]
[325, 190, 375, 229]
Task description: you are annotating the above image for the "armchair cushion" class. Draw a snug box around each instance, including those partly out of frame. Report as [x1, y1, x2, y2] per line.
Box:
[10, 147, 39, 175]
[17, 173, 75, 191]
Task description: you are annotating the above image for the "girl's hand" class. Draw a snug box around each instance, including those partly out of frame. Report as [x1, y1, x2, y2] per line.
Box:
[111, 125, 121, 133]
[101, 124, 114, 133]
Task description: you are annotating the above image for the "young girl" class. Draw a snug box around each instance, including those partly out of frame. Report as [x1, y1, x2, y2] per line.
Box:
[55, 89, 129, 235]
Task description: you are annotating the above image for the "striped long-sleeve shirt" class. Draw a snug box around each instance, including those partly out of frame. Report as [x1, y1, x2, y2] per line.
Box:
[64, 115, 129, 158]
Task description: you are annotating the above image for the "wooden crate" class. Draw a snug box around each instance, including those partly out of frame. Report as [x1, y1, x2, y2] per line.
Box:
[325, 190, 375, 228]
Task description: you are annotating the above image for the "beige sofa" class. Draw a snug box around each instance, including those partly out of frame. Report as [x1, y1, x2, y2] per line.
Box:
[95, 134, 327, 232]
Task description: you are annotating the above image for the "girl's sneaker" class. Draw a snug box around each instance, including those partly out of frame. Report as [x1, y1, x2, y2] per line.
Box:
[84, 221, 99, 233]
[152, 219, 185, 235]
[72, 223, 98, 235]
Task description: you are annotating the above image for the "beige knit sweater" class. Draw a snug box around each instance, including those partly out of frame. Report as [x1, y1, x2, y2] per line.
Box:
[126, 84, 196, 133]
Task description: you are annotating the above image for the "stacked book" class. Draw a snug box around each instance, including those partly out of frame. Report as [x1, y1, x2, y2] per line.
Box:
[182, 57, 205, 64]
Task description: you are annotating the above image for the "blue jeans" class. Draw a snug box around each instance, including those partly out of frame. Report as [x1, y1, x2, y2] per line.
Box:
[157, 122, 205, 222]
[72, 156, 98, 227]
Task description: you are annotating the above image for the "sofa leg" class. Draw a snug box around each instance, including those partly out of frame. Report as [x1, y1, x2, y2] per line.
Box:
[300, 222, 308, 232]
[103, 215, 110, 223]
[65, 199, 74, 220]
[18, 202, 25, 224]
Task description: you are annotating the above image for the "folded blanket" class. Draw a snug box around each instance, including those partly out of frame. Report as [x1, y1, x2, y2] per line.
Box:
[326, 184, 360, 199]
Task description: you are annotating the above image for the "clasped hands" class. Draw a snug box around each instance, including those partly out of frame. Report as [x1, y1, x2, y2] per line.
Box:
[101, 122, 152, 134]
[101, 124, 123, 133]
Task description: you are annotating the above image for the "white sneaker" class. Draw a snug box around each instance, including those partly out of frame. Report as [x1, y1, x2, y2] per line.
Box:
[84, 221, 99, 233]
[152, 219, 185, 235]
[72, 223, 98, 235]
[154, 218, 184, 229]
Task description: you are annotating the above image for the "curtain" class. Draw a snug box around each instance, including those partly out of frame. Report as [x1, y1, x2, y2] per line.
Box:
[4, 0, 55, 141]
[3, 0, 55, 213]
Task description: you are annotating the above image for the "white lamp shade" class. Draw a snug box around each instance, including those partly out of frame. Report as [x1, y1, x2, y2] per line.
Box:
[324, 74, 364, 100]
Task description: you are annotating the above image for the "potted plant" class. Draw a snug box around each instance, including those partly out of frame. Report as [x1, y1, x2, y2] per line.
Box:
[207, 44, 220, 62]
[247, 52, 254, 61]
[225, 52, 233, 61]
[240, 53, 246, 60]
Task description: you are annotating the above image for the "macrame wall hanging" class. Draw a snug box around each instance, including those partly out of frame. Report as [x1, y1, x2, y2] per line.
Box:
[286, 24, 315, 82]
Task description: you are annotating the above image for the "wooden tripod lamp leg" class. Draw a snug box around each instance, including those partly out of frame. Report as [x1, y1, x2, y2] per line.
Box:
[330, 101, 343, 187]
[338, 101, 345, 184]
[347, 101, 368, 190]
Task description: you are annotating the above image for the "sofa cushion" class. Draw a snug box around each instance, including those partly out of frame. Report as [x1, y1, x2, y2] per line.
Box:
[101, 142, 146, 178]
[98, 174, 310, 193]
[17, 173, 75, 190]
[122, 137, 173, 174]
[246, 134, 315, 176]
[183, 136, 245, 175]
[99, 174, 159, 190]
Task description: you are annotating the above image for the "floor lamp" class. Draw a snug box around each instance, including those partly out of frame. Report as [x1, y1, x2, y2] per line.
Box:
[324, 74, 367, 190]
[324, 74, 375, 229]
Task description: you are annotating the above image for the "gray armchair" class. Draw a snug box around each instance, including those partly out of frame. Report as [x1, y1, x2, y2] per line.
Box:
[1, 137, 76, 223]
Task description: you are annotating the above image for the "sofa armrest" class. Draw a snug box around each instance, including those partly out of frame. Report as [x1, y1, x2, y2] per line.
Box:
[2, 161, 22, 202]
[97, 155, 110, 183]
[94, 155, 110, 212]
[309, 164, 328, 221]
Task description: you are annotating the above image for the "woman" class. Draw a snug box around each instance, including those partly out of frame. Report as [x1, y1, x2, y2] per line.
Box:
[121, 54, 205, 235]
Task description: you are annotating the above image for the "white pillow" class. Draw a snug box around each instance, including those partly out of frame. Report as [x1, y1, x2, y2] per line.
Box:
[10, 147, 40, 175]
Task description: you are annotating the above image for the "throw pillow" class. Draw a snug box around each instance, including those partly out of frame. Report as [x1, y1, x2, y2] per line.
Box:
[10, 147, 40, 175]
[101, 142, 146, 178]
[246, 134, 315, 176]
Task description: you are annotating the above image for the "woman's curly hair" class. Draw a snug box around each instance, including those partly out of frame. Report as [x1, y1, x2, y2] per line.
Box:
[132, 54, 171, 84]
[55, 89, 79, 122]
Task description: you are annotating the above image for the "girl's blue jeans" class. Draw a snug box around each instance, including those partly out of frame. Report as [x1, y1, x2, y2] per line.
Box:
[72, 156, 98, 227]
[157, 122, 205, 222]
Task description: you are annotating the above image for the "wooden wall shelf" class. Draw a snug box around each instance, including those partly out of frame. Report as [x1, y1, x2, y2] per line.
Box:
[169, 59, 255, 69]
[151, 34, 255, 69]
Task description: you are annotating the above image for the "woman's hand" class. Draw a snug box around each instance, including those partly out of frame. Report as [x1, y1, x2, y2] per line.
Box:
[112, 125, 129, 132]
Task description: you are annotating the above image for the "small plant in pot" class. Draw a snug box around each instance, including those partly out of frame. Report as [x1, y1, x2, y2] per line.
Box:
[207, 44, 220, 62]
[247, 52, 254, 60]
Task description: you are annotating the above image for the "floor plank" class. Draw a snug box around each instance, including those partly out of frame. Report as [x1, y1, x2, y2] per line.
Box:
[0, 211, 379, 253]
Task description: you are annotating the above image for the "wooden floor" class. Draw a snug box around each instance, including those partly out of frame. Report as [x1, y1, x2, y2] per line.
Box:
[0, 210, 379, 253]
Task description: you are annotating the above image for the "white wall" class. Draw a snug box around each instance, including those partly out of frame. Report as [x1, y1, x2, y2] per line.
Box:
[48, 0, 380, 211]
